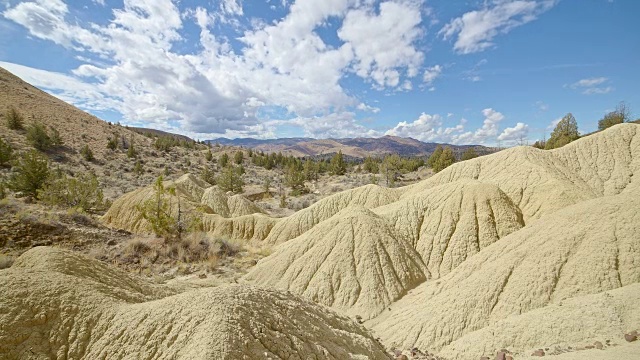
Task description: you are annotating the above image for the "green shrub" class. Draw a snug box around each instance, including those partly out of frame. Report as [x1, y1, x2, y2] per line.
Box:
[598, 111, 623, 131]
[461, 148, 479, 161]
[153, 136, 175, 152]
[50, 127, 64, 146]
[0, 181, 6, 199]
[5, 107, 24, 130]
[219, 153, 229, 167]
[8, 150, 50, 199]
[133, 160, 143, 176]
[107, 136, 118, 150]
[205, 149, 213, 161]
[598, 102, 631, 130]
[234, 151, 244, 164]
[39, 172, 105, 211]
[127, 137, 137, 158]
[0, 138, 13, 167]
[80, 144, 94, 161]
[433, 146, 456, 173]
[26, 122, 52, 151]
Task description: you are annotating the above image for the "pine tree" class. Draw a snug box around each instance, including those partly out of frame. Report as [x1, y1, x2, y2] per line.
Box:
[135, 176, 178, 239]
[5, 107, 24, 130]
[330, 150, 346, 175]
[127, 136, 137, 158]
[8, 150, 50, 199]
[80, 144, 94, 161]
[427, 145, 443, 168]
[434, 146, 456, 173]
[363, 156, 379, 173]
[50, 127, 64, 146]
[205, 149, 213, 161]
[219, 153, 229, 167]
[201, 165, 215, 185]
[263, 177, 272, 193]
[26, 122, 52, 151]
[107, 135, 118, 150]
[285, 163, 306, 191]
[303, 159, 318, 181]
[380, 154, 401, 187]
[133, 160, 144, 176]
[234, 151, 244, 164]
[216, 165, 244, 193]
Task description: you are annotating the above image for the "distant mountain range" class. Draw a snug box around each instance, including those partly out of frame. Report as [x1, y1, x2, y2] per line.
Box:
[208, 135, 492, 158]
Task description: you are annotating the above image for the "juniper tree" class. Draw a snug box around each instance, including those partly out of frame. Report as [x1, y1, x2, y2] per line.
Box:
[8, 150, 50, 199]
[329, 150, 346, 175]
[0, 138, 13, 167]
[26, 122, 52, 151]
[546, 113, 579, 149]
[5, 107, 24, 130]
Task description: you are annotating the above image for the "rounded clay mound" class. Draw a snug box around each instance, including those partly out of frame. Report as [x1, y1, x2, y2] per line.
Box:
[375, 179, 524, 279]
[245, 206, 427, 320]
[103, 175, 267, 236]
[264, 184, 401, 245]
[0, 247, 390, 360]
[369, 189, 640, 359]
[406, 123, 640, 223]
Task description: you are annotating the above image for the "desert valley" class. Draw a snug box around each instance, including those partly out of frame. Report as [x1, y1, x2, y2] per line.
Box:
[1, 0, 639, 359]
[1, 64, 639, 359]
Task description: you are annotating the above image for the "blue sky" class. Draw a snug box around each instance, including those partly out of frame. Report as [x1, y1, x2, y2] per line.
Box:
[0, 0, 638, 145]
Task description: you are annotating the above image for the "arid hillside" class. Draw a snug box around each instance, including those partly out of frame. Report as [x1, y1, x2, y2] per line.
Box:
[0, 66, 217, 200]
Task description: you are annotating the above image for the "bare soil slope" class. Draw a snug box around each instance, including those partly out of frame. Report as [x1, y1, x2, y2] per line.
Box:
[369, 190, 640, 359]
[0, 247, 390, 360]
[245, 206, 428, 320]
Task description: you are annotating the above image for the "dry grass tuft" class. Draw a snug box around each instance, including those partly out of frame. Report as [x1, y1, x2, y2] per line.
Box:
[114, 233, 245, 276]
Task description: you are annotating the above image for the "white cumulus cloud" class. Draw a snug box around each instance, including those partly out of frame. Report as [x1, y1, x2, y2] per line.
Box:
[338, 0, 425, 88]
[2, 0, 430, 137]
[385, 108, 512, 145]
[440, 0, 557, 54]
[498, 122, 529, 142]
[423, 64, 442, 84]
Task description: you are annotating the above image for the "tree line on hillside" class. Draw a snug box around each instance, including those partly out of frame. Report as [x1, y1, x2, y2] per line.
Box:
[195, 143, 482, 201]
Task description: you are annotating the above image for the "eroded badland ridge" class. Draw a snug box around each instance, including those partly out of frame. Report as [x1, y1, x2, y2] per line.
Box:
[1, 66, 640, 359]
